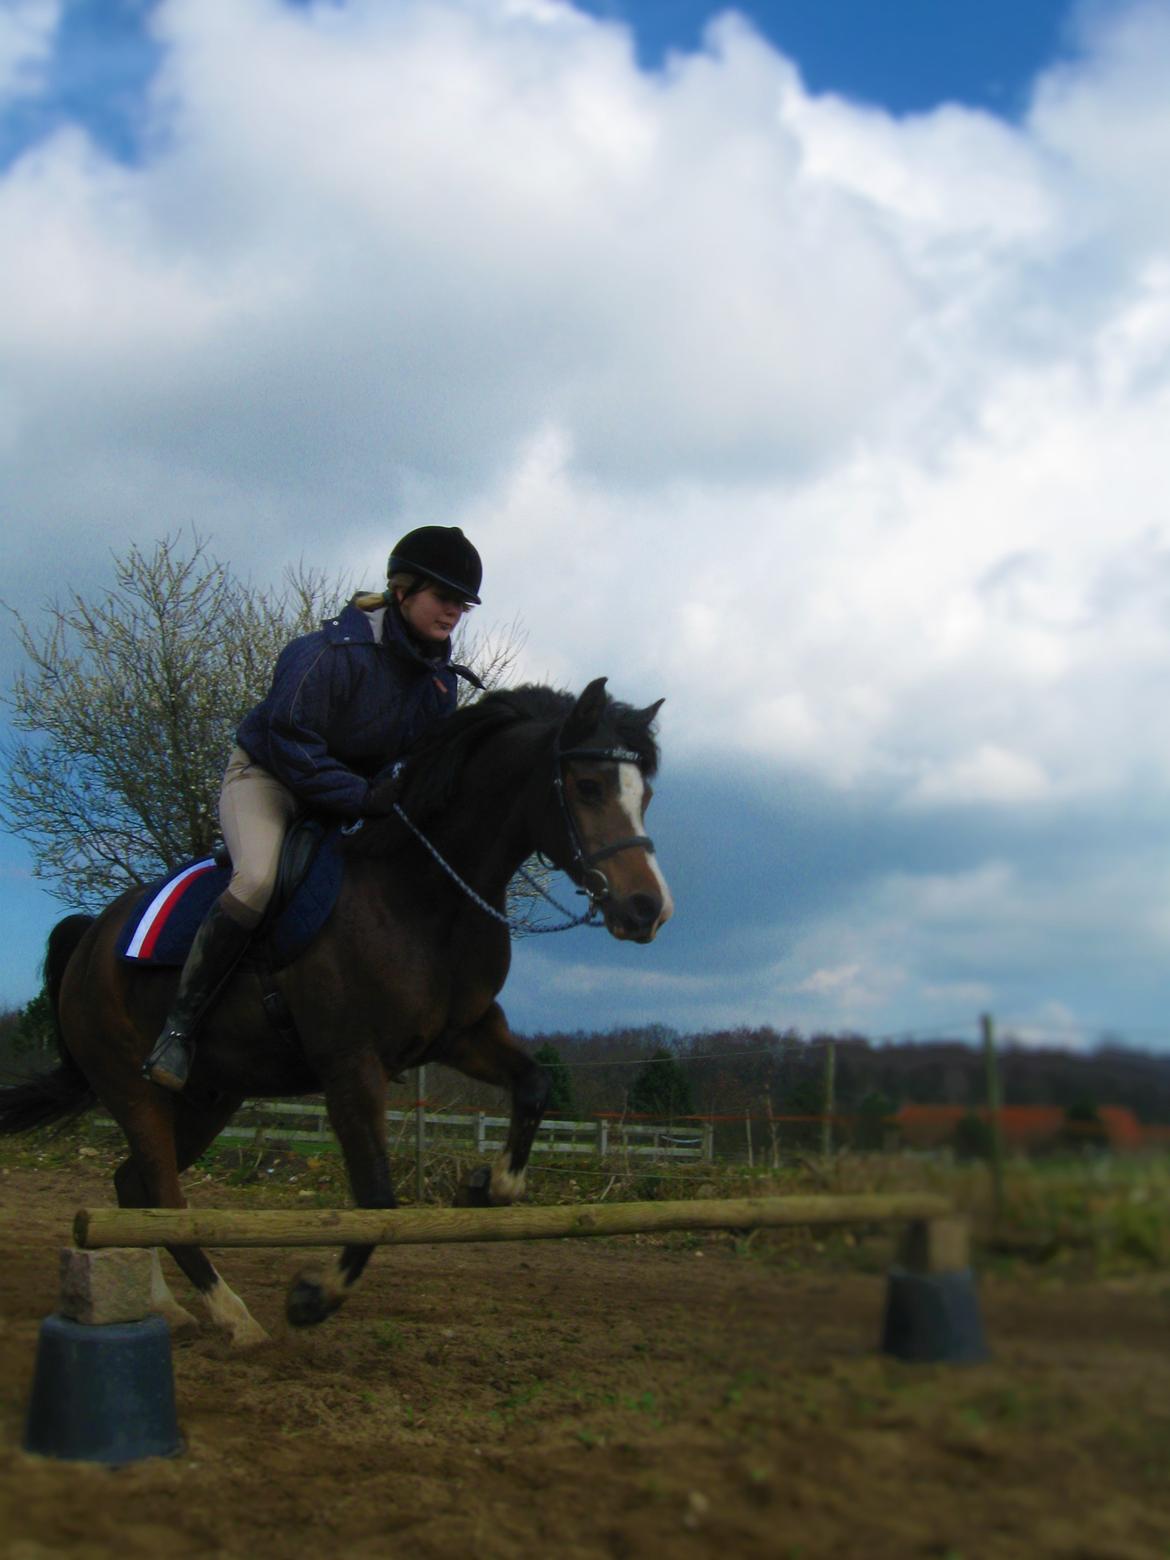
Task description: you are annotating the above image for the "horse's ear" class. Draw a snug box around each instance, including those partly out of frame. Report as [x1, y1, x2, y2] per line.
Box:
[636, 698, 664, 727]
[561, 677, 609, 749]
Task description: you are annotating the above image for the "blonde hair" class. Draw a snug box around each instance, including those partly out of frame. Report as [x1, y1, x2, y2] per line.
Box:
[352, 571, 418, 612]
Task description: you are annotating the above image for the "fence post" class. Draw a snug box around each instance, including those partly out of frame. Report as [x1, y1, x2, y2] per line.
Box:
[744, 1114, 754, 1168]
[765, 1090, 780, 1170]
[981, 1013, 1004, 1223]
[702, 1121, 714, 1161]
[821, 1040, 836, 1159]
[598, 1119, 609, 1159]
[415, 1065, 426, 1204]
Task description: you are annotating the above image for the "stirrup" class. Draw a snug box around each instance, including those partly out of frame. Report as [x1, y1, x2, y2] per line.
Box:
[143, 1029, 192, 1093]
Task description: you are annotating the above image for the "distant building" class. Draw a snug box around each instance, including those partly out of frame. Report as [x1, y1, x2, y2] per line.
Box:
[895, 1104, 1153, 1152]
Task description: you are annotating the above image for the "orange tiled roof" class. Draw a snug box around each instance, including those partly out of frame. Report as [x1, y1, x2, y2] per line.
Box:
[894, 1103, 1148, 1149]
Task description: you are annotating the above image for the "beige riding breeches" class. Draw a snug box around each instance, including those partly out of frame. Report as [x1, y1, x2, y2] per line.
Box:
[217, 746, 302, 927]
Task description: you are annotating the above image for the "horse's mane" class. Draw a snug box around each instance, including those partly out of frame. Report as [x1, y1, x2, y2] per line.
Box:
[397, 682, 661, 826]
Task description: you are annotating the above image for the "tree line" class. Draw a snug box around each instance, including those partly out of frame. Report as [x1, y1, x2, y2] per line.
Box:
[520, 1024, 1170, 1124]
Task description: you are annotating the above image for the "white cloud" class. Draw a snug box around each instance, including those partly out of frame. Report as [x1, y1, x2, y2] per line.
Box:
[0, 0, 58, 105]
[906, 744, 1051, 807]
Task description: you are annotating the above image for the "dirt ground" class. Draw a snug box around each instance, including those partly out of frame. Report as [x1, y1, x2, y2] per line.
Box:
[2, 1163, 1170, 1560]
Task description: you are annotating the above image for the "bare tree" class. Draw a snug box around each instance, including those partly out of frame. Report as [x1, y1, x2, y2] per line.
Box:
[1, 535, 341, 907]
[452, 614, 527, 702]
[1, 534, 541, 920]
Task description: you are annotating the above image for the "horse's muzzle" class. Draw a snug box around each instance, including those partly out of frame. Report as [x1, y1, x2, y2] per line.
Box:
[604, 890, 669, 943]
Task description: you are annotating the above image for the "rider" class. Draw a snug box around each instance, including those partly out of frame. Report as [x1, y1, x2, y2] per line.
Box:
[143, 525, 485, 1092]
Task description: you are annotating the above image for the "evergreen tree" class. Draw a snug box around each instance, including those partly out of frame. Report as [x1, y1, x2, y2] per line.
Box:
[533, 1042, 576, 1117]
[853, 1090, 897, 1151]
[628, 1048, 694, 1118]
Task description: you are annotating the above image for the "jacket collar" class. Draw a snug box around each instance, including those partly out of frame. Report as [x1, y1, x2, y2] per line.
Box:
[324, 599, 483, 687]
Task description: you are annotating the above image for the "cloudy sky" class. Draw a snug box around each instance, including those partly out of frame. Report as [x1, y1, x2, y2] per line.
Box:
[2, 0, 1169, 1050]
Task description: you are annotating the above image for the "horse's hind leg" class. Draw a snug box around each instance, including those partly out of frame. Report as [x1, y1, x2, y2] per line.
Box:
[113, 1093, 268, 1349]
[440, 1003, 549, 1207]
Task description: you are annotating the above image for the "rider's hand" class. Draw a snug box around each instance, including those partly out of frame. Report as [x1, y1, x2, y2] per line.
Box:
[362, 776, 402, 816]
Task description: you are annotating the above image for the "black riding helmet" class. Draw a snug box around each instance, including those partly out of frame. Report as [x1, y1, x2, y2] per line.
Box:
[388, 526, 483, 605]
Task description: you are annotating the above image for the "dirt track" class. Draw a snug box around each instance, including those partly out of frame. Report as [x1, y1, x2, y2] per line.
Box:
[3, 1163, 1170, 1559]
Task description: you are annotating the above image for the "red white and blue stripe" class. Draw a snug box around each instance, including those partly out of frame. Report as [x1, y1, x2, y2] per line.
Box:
[123, 858, 218, 960]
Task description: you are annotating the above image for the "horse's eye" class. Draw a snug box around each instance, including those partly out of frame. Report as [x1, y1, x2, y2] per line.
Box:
[575, 777, 603, 804]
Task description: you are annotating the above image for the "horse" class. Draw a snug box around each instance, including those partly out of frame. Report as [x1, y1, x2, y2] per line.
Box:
[0, 677, 671, 1346]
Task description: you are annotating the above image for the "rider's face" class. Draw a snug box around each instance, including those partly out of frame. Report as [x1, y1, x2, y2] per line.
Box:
[396, 582, 472, 645]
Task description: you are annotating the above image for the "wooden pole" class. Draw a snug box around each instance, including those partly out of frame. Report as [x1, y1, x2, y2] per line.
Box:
[73, 1193, 956, 1251]
[415, 1065, 426, 1204]
[981, 1012, 1005, 1222]
[765, 1090, 780, 1170]
[821, 1040, 836, 1159]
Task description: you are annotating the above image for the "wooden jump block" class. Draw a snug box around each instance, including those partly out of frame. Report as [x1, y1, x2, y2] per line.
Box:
[900, 1216, 971, 1275]
[58, 1248, 155, 1326]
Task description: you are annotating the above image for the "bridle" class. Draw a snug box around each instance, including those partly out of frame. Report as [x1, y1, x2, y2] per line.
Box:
[351, 734, 658, 933]
[552, 738, 656, 908]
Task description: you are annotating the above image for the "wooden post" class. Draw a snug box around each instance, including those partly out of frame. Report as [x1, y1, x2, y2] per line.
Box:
[744, 1114, 754, 1168]
[415, 1065, 426, 1204]
[598, 1118, 609, 1159]
[702, 1120, 714, 1161]
[981, 1013, 1004, 1223]
[765, 1090, 780, 1170]
[476, 1111, 486, 1155]
[821, 1040, 836, 1159]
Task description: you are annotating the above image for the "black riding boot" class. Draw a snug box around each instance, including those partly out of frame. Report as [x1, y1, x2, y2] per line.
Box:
[143, 902, 252, 1092]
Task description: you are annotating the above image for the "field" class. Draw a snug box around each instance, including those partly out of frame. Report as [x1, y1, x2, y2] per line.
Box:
[3, 1138, 1170, 1559]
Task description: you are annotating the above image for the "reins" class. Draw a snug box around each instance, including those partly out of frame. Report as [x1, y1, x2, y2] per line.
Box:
[387, 802, 602, 934]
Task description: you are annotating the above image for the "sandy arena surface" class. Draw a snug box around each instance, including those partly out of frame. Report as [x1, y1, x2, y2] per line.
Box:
[3, 1163, 1170, 1559]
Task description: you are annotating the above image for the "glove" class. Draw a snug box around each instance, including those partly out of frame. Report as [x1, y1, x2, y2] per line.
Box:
[362, 774, 403, 816]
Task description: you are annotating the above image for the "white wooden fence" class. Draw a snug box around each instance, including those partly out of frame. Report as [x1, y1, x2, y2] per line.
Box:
[95, 1100, 710, 1162]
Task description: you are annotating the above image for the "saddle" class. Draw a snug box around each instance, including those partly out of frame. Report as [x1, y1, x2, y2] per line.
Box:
[117, 818, 344, 971]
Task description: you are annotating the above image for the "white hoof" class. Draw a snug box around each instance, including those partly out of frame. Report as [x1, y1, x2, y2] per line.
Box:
[227, 1314, 272, 1350]
[204, 1273, 268, 1348]
[490, 1152, 527, 1204]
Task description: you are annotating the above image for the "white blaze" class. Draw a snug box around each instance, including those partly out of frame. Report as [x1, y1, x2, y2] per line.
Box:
[616, 763, 674, 927]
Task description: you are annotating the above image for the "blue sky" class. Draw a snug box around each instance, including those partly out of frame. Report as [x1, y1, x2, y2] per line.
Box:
[2, 0, 1169, 1051]
[580, 1, 1077, 112]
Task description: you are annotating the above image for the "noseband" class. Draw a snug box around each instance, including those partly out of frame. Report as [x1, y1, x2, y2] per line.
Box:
[553, 740, 656, 906]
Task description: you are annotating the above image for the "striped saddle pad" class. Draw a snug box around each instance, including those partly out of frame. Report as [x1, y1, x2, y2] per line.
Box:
[116, 831, 344, 970]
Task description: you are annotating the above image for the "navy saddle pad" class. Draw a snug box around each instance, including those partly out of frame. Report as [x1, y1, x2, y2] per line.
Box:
[116, 829, 344, 970]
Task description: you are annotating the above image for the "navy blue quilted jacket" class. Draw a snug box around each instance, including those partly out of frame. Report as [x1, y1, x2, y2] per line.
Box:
[235, 599, 480, 818]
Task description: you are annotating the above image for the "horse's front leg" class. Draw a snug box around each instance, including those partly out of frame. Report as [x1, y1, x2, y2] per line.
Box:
[113, 1091, 269, 1349]
[441, 1003, 549, 1207]
[286, 1053, 393, 1328]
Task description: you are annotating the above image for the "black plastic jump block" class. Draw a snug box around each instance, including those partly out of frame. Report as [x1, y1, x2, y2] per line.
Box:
[880, 1267, 989, 1364]
[24, 1312, 183, 1463]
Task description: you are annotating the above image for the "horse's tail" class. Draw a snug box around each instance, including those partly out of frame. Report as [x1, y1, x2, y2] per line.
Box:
[0, 913, 98, 1136]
